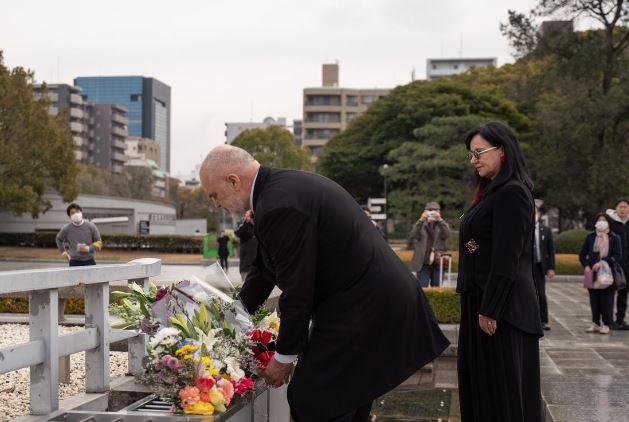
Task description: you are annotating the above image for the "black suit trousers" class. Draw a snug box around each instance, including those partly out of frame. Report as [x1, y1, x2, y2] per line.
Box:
[287, 383, 373, 422]
[615, 264, 629, 323]
[533, 263, 548, 324]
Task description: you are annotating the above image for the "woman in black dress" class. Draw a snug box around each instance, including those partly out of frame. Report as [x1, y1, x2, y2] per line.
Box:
[457, 122, 543, 421]
[216, 230, 230, 271]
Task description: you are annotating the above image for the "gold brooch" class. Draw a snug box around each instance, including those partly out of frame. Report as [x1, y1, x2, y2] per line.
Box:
[465, 239, 479, 254]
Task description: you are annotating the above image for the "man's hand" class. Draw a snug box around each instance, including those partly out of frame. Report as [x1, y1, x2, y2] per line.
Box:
[260, 357, 293, 388]
[585, 266, 592, 272]
[593, 262, 603, 271]
[245, 210, 254, 225]
[61, 251, 70, 261]
[546, 270, 555, 279]
[419, 211, 429, 222]
[434, 211, 443, 222]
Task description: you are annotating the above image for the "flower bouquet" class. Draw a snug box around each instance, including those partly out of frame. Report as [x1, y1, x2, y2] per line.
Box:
[110, 264, 279, 416]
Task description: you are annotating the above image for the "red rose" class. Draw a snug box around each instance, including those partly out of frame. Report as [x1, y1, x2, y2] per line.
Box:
[195, 377, 215, 392]
[249, 329, 273, 345]
[233, 377, 254, 395]
[255, 351, 276, 369]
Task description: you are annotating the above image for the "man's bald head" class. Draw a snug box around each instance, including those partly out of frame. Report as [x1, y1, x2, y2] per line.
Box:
[199, 145, 260, 212]
[201, 144, 257, 180]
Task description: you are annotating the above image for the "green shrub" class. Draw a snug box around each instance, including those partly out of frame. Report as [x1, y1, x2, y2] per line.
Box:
[555, 229, 589, 254]
[0, 298, 85, 314]
[424, 288, 460, 324]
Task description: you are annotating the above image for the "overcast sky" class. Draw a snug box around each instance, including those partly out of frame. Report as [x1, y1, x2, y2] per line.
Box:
[2, 0, 539, 176]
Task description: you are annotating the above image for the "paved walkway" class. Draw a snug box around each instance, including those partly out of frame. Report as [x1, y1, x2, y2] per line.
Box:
[542, 281, 629, 422]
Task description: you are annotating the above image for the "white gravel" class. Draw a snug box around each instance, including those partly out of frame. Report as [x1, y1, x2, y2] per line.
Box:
[0, 323, 128, 422]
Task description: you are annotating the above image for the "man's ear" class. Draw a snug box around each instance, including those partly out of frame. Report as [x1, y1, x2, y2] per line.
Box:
[226, 174, 241, 191]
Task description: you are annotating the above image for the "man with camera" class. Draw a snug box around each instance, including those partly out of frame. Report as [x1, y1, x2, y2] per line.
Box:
[407, 202, 450, 287]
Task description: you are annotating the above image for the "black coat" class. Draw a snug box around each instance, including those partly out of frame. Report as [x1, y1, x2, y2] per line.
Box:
[579, 232, 622, 269]
[457, 180, 543, 336]
[609, 215, 629, 266]
[239, 166, 449, 419]
[536, 223, 556, 274]
[217, 235, 230, 258]
[234, 220, 257, 273]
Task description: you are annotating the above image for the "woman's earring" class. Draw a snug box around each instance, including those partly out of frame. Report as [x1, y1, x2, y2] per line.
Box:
[500, 155, 506, 163]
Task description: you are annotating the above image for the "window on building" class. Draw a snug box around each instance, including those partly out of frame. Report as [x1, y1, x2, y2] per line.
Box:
[130, 94, 142, 102]
[306, 95, 341, 106]
[346, 95, 358, 106]
[346, 112, 358, 122]
[305, 129, 340, 139]
[362, 95, 375, 105]
[309, 146, 324, 157]
[306, 112, 341, 123]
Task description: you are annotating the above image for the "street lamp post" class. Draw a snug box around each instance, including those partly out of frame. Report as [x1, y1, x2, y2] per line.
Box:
[382, 164, 389, 240]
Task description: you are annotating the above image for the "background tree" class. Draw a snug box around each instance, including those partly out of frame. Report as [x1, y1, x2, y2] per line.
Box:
[0, 52, 78, 216]
[232, 126, 311, 170]
[174, 186, 210, 219]
[78, 165, 155, 201]
[501, 0, 629, 225]
[319, 79, 530, 216]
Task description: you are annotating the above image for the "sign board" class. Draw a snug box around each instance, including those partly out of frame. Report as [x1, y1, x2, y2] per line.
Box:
[371, 213, 386, 220]
[368, 198, 386, 206]
[138, 220, 150, 236]
[369, 205, 382, 213]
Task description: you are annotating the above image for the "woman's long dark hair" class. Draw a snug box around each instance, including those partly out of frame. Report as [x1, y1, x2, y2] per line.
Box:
[465, 122, 533, 201]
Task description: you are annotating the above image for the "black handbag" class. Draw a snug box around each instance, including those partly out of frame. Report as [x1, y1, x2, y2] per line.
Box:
[612, 260, 627, 290]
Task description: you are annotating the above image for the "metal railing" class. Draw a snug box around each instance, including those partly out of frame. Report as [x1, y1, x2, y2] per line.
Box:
[0, 258, 161, 415]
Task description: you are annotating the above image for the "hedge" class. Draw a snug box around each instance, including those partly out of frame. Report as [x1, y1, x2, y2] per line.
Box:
[0, 290, 463, 324]
[424, 288, 460, 324]
[0, 232, 203, 254]
[554, 229, 589, 254]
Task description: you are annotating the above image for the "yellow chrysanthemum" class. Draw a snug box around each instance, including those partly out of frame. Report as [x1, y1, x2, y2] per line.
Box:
[176, 344, 197, 356]
[201, 357, 212, 367]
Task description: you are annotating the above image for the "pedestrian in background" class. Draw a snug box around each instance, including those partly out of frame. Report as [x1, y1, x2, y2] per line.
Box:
[407, 202, 450, 287]
[457, 122, 543, 421]
[235, 211, 257, 282]
[56, 203, 102, 321]
[580, 213, 622, 334]
[217, 230, 230, 271]
[607, 197, 629, 330]
[533, 200, 556, 331]
[56, 203, 102, 266]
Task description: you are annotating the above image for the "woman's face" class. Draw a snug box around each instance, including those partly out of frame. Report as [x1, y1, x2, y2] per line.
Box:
[469, 134, 503, 180]
[597, 216, 608, 224]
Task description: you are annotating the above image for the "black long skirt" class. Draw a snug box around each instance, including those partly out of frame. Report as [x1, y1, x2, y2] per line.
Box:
[458, 287, 543, 422]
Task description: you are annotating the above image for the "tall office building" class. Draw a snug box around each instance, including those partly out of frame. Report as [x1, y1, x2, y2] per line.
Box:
[33, 84, 90, 164]
[303, 64, 390, 160]
[88, 104, 129, 174]
[74, 76, 171, 173]
[225, 117, 287, 144]
[426, 58, 497, 80]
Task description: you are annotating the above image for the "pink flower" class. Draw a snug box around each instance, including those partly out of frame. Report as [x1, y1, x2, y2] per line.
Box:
[234, 377, 254, 396]
[179, 386, 200, 407]
[217, 378, 235, 405]
[195, 377, 216, 393]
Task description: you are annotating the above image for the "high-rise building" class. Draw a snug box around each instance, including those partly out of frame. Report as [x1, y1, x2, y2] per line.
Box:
[33, 84, 90, 164]
[88, 104, 129, 174]
[225, 117, 287, 144]
[292, 119, 303, 147]
[303, 64, 390, 160]
[74, 76, 171, 173]
[426, 58, 497, 80]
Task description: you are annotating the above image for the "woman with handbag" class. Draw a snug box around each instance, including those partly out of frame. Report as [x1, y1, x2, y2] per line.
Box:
[579, 213, 623, 334]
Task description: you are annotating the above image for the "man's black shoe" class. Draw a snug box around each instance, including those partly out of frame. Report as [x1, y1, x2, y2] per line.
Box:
[542, 323, 551, 331]
[611, 321, 627, 330]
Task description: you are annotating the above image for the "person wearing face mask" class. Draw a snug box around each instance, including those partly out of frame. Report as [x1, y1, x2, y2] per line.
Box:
[407, 202, 450, 287]
[533, 200, 556, 331]
[607, 197, 629, 329]
[579, 213, 622, 334]
[56, 203, 102, 267]
[55, 203, 102, 322]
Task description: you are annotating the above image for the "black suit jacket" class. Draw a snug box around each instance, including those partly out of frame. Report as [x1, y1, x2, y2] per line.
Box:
[234, 220, 257, 273]
[457, 180, 543, 336]
[536, 224, 556, 274]
[239, 166, 449, 418]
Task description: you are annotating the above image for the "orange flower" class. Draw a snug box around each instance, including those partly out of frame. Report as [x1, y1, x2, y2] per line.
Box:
[179, 386, 200, 407]
[217, 378, 235, 406]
